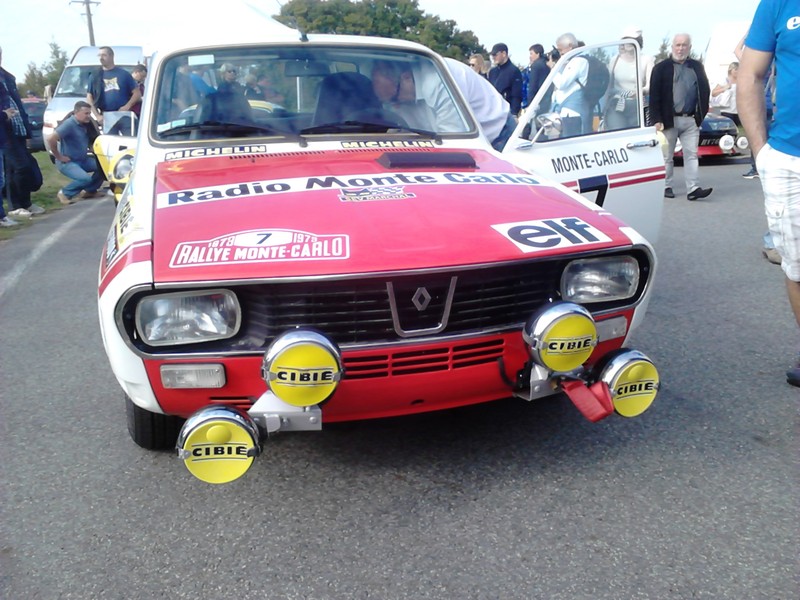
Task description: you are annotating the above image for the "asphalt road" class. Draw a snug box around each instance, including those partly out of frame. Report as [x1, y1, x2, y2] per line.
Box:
[0, 158, 796, 600]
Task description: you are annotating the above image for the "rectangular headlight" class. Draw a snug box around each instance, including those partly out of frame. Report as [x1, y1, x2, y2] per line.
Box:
[561, 256, 640, 303]
[135, 289, 241, 346]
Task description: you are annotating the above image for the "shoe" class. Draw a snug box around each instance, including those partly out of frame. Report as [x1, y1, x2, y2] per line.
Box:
[664, 187, 675, 198]
[742, 168, 759, 179]
[687, 187, 713, 201]
[762, 247, 781, 265]
[28, 203, 45, 215]
[57, 191, 74, 205]
[79, 189, 107, 199]
[8, 207, 32, 218]
[787, 361, 800, 388]
[0, 216, 19, 227]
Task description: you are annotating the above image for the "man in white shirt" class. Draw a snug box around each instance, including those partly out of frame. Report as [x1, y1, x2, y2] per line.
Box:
[443, 57, 516, 150]
[548, 33, 589, 135]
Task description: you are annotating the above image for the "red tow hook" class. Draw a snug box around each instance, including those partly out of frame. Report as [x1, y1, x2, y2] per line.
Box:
[561, 380, 614, 422]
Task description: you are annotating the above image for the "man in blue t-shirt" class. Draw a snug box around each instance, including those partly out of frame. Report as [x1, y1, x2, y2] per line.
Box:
[738, 0, 800, 387]
[87, 46, 140, 132]
[46, 101, 105, 203]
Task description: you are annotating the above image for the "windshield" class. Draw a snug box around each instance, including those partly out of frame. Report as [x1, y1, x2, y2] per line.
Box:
[152, 44, 474, 142]
[55, 65, 136, 98]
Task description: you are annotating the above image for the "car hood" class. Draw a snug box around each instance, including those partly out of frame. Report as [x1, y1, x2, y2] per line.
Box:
[151, 148, 632, 284]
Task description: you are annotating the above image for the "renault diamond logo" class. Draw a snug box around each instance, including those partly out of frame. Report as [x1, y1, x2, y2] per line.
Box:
[412, 287, 432, 311]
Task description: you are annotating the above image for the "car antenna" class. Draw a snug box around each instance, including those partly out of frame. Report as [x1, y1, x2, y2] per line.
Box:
[285, 16, 309, 42]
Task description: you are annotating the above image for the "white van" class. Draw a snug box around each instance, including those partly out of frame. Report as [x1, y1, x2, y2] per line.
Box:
[42, 46, 145, 145]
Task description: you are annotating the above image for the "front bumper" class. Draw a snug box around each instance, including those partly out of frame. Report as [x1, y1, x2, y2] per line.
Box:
[172, 302, 659, 484]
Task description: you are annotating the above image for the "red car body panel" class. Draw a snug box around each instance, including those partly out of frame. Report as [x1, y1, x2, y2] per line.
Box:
[150, 149, 632, 284]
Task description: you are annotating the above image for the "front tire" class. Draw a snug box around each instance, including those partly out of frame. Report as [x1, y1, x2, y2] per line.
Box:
[125, 395, 183, 450]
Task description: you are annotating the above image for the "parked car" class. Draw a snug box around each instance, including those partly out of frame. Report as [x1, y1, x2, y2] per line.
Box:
[22, 98, 46, 152]
[96, 30, 663, 484]
[675, 113, 748, 159]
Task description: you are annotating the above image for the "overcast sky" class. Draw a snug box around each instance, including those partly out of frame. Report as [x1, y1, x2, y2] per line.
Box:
[1, 0, 758, 82]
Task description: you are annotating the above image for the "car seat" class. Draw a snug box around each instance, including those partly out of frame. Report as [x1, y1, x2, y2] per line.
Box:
[311, 72, 382, 126]
[195, 90, 253, 124]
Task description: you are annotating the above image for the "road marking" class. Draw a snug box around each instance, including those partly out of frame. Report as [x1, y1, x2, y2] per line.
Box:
[0, 201, 107, 302]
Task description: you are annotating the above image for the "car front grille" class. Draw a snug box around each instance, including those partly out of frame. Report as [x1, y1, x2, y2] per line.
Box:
[233, 259, 563, 347]
[128, 249, 649, 355]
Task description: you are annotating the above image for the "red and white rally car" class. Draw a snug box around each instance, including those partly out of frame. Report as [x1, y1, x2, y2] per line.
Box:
[98, 29, 664, 484]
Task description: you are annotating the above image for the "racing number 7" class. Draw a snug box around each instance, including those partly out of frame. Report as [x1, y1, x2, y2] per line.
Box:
[577, 175, 609, 207]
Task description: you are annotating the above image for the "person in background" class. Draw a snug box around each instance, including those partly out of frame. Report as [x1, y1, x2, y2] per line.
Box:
[243, 74, 264, 100]
[548, 33, 590, 136]
[257, 74, 284, 104]
[621, 27, 655, 123]
[189, 65, 215, 98]
[0, 46, 45, 219]
[86, 47, 141, 130]
[738, 0, 800, 387]
[523, 44, 549, 108]
[650, 33, 712, 201]
[217, 63, 243, 94]
[46, 101, 105, 205]
[605, 39, 641, 130]
[710, 62, 740, 126]
[468, 54, 488, 79]
[130, 64, 147, 118]
[488, 43, 522, 115]
[0, 117, 17, 227]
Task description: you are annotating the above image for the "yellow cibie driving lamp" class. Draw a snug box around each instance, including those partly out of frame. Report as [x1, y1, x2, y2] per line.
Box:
[176, 406, 261, 484]
[523, 302, 598, 372]
[261, 329, 343, 407]
[595, 349, 660, 417]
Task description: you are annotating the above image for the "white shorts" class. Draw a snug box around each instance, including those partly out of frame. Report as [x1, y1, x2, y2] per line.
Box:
[756, 143, 800, 282]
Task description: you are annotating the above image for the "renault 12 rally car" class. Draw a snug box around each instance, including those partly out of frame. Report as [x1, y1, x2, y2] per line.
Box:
[97, 28, 664, 484]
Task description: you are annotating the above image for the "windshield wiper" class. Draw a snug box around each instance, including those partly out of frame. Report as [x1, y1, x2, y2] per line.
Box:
[159, 121, 307, 145]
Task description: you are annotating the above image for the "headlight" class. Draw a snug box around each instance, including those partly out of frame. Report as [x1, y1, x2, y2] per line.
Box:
[561, 256, 640, 303]
[112, 153, 134, 181]
[135, 289, 241, 346]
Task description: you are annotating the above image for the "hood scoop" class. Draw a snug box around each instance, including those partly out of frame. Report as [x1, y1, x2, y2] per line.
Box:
[377, 151, 477, 170]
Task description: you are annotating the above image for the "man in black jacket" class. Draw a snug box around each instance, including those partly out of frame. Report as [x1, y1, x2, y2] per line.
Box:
[488, 43, 523, 115]
[650, 33, 712, 201]
[0, 46, 46, 218]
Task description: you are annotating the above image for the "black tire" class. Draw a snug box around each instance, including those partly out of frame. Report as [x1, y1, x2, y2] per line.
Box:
[125, 395, 183, 450]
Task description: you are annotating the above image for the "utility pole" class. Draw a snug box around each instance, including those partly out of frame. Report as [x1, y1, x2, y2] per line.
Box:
[70, 0, 98, 46]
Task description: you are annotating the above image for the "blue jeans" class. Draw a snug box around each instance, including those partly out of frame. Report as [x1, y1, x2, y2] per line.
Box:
[56, 157, 105, 199]
[0, 152, 5, 219]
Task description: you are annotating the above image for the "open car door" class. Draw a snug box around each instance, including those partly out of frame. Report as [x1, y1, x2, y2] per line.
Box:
[503, 41, 664, 243]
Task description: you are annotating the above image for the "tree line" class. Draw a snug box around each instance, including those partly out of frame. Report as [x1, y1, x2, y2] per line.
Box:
[18, 1, 696, 97]
[20, 0, 484, 96]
